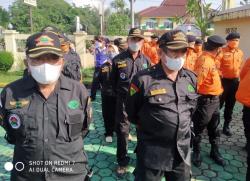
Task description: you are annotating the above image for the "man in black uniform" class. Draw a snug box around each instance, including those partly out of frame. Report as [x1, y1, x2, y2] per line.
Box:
[114, 38, 128, 53]
[42, 26, 82, 81]
[0, 31, 92, 181]
[60, 35, 82, 81]
[91, 44, 119, 143]
[126, 30, 199, 181]
[111, 28, 150, 175]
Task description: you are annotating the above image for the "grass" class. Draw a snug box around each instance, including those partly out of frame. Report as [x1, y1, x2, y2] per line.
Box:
[82, 68, 94, 85]
[0, 68, 94, 88]
[0, 71, 23, 87]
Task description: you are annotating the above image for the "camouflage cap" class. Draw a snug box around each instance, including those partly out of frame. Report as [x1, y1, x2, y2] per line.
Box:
[128, 28, 144, 39]
[158, 30, 188, 50]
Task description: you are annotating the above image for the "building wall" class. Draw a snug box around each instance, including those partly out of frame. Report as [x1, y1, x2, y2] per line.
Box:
[214, 17, 250, 59]
[139, 17, 177, 31]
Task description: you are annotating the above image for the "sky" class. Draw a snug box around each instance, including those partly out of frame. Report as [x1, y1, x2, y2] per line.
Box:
[0, 0, 243, 12]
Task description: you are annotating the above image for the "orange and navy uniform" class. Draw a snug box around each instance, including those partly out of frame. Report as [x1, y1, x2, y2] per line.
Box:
[194, 44, 203, 58]
[236, 58, 250, 107]
[184, 48, 198, 72]
[218, 46, 244, 79]
[194, 51, 223, 96]
[141, 40, 159, 65]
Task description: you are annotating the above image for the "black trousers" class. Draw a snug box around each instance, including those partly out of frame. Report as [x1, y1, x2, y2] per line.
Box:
[242, 106, 250, 181]
[90, 67, 101, 99]
[193, 95, 220, 146]
[115, 96, 130, 167]
[134, 152, 191, 181]
[220, 78, 239, 125]
[101, 94, 116, 136]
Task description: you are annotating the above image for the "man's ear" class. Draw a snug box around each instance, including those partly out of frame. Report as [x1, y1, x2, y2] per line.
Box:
[60, 58, 65, 70]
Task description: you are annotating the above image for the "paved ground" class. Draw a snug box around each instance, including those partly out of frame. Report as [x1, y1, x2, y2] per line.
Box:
[0, 91, 247, 181]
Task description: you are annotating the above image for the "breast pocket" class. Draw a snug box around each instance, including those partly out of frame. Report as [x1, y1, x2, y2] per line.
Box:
[65, 110, 84, 141]
[147, 94, 176, 110]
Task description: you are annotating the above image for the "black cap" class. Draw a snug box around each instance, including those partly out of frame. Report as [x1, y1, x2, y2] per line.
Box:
[114, 38, 127, 50]
[187, 35, 196, 43]
[226, 32, 240, 40]
[195, 39, 203, 45]
[207, 35, 226, 48]
[158, 30, 188, 50]
[128, 28, 144, 39]
[26, 32, 62, 58]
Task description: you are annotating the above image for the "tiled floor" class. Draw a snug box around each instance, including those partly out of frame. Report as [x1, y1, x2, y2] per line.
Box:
[0, 92, 247, 181]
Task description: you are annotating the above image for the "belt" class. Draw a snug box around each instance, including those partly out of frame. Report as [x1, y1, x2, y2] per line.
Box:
[222, 77, 239, 81]
[201, 95, 220, 99]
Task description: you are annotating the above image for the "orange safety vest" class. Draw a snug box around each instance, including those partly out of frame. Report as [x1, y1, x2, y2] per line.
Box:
[194, 51, 223, 96]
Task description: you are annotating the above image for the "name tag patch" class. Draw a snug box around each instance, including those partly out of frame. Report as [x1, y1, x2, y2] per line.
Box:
[150, 88, 167, 96]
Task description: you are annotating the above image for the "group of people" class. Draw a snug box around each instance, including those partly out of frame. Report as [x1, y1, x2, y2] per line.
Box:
[90, 28, 250, 181]
[0, 24, 250, 181]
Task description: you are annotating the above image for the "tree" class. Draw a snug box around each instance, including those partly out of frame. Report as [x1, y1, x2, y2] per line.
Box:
[0, 7, 10, 28]
[111, 0, 126, 13]
[106, 0, 130, 35]
[106, 13, 130, 36]
[187, 0, 219, 39]
[9, 0, 100, 34]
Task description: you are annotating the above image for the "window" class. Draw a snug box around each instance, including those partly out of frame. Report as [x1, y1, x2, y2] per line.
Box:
[164, 19, 173, 29]
[145, 19, 157, 29]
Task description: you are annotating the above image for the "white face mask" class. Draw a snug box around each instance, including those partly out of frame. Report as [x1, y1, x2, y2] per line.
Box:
[29, 63, 62, 85]
[163, 55, 185, 71]
[128, 42, 141, 52]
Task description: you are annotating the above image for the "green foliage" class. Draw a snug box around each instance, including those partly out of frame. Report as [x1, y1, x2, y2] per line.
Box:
[0, 51, 14, 71]
[106, 13, 130, 36]
[187, 0, 215, 39]
[0, 7, 10, 28]
[106, 0, 130, 36]
[9, 0, 100, 34]
[111, 0, 126, 13]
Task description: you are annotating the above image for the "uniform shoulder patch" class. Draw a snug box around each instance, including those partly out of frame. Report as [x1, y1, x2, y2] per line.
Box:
[101, 67, 109, 73]
[68, 100, 80, 110]
[130, 83, 140, 96]
[187, 84, 195, 93]
[8, 114, 21, 129]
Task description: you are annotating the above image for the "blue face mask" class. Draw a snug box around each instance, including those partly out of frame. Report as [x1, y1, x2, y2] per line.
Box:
[163, 54, 185, 71]
[107, 52, 118, 60]
[128, 42, 140, 52]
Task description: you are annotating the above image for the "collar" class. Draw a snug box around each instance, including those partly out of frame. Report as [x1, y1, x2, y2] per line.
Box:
[126, 49, 142, 59]
[59, 75, 72, 91]
[203, 51, 217, 59]
[23, 75, 37, 91]
[225, 46, 239, 53]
